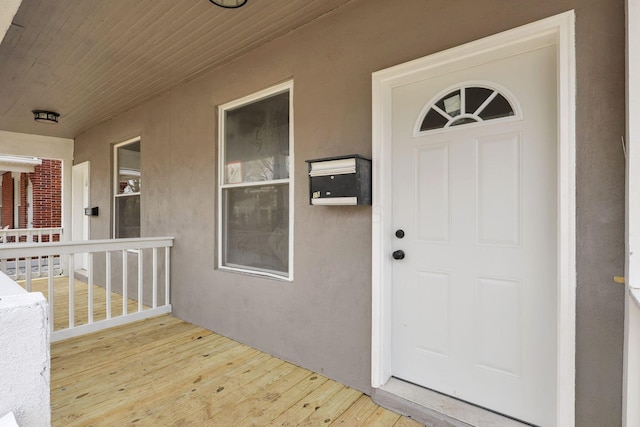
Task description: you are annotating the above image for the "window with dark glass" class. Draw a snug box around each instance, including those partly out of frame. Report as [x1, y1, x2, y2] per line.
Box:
[218, 82, 293, 279]
[114, 138, 141, 238]
[419, 85, 516, 132]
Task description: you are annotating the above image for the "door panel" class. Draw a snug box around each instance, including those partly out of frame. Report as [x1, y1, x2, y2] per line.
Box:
[391, 46, 557, 426]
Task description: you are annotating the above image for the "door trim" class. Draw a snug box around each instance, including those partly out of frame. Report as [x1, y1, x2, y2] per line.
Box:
[371, 11, 576, 426]
[72, 161, 90, 270]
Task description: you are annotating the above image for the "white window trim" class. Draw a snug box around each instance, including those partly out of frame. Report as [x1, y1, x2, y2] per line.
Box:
[217, 81, 294, 281]
[371, 11, 575, 426]
[112, 136, 141, 239]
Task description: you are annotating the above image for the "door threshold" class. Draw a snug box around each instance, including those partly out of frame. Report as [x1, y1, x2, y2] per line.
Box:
[372, 378, 530, 427]
[74, 268, 88, 283]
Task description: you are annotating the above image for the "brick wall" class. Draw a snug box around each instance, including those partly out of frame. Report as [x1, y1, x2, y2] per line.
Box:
[0, 160, 62, 233]
[1, 172, 13, 228]
[28, 159, 62, 230]
[19, 173, 27, 228]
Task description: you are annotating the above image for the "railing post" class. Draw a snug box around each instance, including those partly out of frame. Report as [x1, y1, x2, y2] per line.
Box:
[88, 252, 94, 324]
[137, 249, 143, 313]
[48, 256, 54, 334]
[152, 248, 158, 309]
[165, 246, 170, 306]
[37, 230, 43, 276]
[106, 251, 112, 320]
[25, 257, 32, 291]
[122, 249, 128, 316]
[68, 255, 75, 328]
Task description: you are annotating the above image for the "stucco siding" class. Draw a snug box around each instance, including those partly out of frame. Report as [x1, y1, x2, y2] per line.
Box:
[73, 0, 625, 425]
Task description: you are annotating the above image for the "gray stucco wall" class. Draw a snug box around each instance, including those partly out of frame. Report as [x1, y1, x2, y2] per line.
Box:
[73, 0, 625, 425]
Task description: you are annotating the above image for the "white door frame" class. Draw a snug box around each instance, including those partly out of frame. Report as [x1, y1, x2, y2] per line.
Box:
[624, 0, 640, 425]
[371, 12, 576, 426]
[72, 161, 90, 269]
[27, 177, 33, 228]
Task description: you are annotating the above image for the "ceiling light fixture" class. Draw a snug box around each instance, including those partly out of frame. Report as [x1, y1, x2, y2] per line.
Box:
[209, 0, 247, 8]
[32, 110, 60, 124]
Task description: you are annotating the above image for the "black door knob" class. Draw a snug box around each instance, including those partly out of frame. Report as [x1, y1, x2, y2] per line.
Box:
[392, 250, 405, 260]
[395, 229, 405, 238]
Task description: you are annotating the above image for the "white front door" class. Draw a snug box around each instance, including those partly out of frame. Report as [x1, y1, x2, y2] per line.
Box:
[390, 45, 557, 425]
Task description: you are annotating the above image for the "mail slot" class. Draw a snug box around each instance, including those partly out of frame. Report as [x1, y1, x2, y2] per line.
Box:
[305, 155, 372, 205]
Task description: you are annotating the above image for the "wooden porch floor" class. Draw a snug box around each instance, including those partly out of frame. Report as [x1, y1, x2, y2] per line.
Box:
[50, 312, 426, 425]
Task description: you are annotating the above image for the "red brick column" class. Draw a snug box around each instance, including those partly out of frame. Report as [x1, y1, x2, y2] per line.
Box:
[1, 172, 13, 228]
[19, 173, 28, 229]
[28, 160, 62, 236]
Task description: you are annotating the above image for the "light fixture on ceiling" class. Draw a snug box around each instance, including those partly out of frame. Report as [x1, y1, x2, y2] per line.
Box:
[209, 0, 247, 8]
[32, 110, 60, 124]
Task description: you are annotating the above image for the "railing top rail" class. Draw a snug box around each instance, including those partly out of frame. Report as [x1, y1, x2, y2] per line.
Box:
[0, 237, 174, 258]
[0, 227, 63, 232]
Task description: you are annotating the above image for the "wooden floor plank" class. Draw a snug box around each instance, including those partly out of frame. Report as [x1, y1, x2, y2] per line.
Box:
[330, 394, 383, 426]
[265, 379, 342, 426]
[297, 384, 363, 426]
[395, 415, 428, 427]
[363, 406, 403, 426]
[52, 332, 230, 421]
[93, 350, 269, 426]
[74, 343, 261, 426]
[49, 281, 425, 426]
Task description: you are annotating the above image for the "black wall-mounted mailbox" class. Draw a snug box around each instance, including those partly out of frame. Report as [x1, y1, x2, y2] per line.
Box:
[306, 155, 372, 205]
[84, 206, 99, 216]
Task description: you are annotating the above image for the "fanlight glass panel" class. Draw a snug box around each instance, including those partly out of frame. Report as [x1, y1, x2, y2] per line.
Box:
[419, 85, 516, 132]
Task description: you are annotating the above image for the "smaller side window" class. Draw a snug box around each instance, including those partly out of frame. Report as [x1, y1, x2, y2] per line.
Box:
[113, 138, 141, 238]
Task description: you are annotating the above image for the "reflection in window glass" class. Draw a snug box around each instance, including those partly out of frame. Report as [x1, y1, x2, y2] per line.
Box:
[478, 93, 515, 121]
[219, 83, 293, 279]
[420, 108, 449, 131]
[223, 185, 289, 274]
[419, 85, 516, 132]
[115, 195, 140, 238]
[465, 87, 494, 114]
[224, 92, 289, 184]
[114, 139, 141, 238]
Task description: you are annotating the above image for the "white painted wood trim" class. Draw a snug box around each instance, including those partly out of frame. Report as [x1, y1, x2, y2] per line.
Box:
[624, 0, 640, 425]
[216, 80, 294, 281]
[50, 305, 172, 342]
[371, 11, 576, 426]
[0, 236, 174, 258]
[112, 136, 141, 239]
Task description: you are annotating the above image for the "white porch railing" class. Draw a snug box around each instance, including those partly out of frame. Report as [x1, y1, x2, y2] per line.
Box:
[0, 227, 65, 279]
[0, 237, 173, 342]
[0, 227, 63, 244]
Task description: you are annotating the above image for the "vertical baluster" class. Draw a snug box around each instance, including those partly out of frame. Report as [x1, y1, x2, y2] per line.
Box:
[48, 256, 54, 334]
[68, 255, 75, 328]
[37, 230, 43, 276]
[25, 257, 32, 291]
[106, 251, 112, 320]
[88, 252, 94, 324]
[165, 246, 170, 306]
[122, 249, 128, 316]
[152, 247, 158, 309]
[138, 249, 143, 312]
[0, 258, 5, 274]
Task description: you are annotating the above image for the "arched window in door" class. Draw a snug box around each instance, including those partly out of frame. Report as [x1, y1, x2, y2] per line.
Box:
[416, 82, 521, 133]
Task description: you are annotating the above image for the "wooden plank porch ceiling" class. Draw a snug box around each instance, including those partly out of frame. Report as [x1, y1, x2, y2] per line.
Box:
[44, 280, 426, 426]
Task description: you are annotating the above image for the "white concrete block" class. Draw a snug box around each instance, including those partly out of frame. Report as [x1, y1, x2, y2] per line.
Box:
[0, 292, 50, 427]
